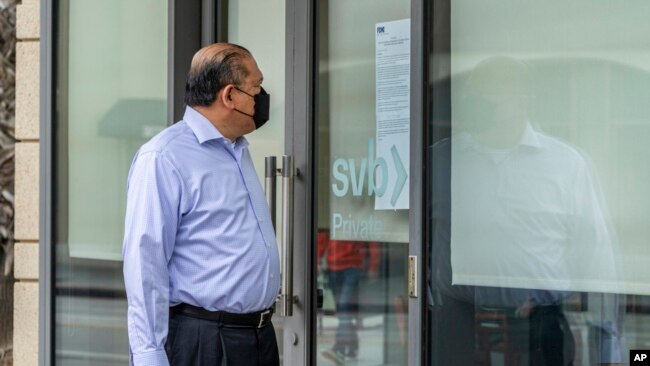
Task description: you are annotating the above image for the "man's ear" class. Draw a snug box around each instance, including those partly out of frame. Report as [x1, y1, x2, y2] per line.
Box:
[220, 85, 235, 108]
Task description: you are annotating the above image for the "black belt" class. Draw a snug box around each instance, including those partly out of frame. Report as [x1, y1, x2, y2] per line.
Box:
[171, 303, 273, 328]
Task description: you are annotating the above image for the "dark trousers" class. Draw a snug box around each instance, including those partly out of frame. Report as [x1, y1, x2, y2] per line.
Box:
[429, 295, 476, 366]
[165, 313, 280, 366]
[527, 306, 575, 366]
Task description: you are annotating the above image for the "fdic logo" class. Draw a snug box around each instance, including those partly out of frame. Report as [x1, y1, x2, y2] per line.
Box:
[632, 350, 650, 364]
[376, 26, 385, 34]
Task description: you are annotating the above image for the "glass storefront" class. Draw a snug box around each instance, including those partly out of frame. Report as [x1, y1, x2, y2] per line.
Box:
[54, 0, 167, 364]
[427, 1, 650, 364]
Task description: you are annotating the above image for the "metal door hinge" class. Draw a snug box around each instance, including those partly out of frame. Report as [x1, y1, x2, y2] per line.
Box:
[408, 255, 418, 298]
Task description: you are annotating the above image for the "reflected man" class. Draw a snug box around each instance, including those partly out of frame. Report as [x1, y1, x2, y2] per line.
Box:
[430, 57, 622, 365]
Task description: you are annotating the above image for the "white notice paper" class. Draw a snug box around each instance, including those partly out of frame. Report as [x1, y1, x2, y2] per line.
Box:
[375, 18, 410, 210]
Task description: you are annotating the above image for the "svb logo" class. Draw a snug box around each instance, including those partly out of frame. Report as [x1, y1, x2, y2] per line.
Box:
[331, 139, 408, 207]
[631, 350, 650, 364]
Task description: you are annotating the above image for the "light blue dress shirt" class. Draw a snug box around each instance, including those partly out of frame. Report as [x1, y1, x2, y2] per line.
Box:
[122, 107, 281, 365]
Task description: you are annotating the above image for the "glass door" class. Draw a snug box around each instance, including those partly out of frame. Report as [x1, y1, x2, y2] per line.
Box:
[315, 1, 412, 365]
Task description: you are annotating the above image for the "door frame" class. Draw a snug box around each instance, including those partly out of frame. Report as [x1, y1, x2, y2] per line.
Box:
[283, 0, 316, 364]
[409, 0, 426, 364]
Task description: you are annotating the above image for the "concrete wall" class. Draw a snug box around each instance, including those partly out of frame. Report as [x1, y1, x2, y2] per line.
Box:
[14, 0, 40, 365]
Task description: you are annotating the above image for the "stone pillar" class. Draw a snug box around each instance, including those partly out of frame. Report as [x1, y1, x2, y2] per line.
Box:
[14, 0, 40, 365]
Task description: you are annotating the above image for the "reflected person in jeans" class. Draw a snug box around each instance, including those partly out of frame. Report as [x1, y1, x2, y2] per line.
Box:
[429, 56, 623, 365]
[318, 231, 380, 364]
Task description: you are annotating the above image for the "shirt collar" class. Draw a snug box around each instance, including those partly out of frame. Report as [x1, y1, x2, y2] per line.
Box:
[518, 122, 542, 149]
[183, 106, 249, 148]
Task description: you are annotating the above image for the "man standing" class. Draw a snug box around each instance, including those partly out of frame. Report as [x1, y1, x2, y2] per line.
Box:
[123, 43, 280, 366]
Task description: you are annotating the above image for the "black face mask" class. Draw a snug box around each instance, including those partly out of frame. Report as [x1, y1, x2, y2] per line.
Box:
[234, 86, 270, 129]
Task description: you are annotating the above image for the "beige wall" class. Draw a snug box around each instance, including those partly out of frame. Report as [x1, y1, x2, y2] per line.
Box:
[14, 0, 40, 365]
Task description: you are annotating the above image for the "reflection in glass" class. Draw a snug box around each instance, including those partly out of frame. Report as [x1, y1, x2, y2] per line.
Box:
[452, 57, 620, 294]
[429, 56, 623, 365]
[317, 233, 380, 362]
[427, 2, 650, 364]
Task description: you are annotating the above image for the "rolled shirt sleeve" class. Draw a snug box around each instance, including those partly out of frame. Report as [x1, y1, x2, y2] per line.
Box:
[123, 151, 185, 365]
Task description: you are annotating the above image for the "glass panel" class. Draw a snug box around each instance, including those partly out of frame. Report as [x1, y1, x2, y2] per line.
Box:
[316, 1, 410, 365]
[427, 1, 650, 365]
[55, 0, 167, 364]
[227, 0, 286, 362]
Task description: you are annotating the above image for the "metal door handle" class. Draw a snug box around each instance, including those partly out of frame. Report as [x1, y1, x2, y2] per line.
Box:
[264, 156, 277, 229]
[265, 155, 296, 316]
[279, 155, 295, 316]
